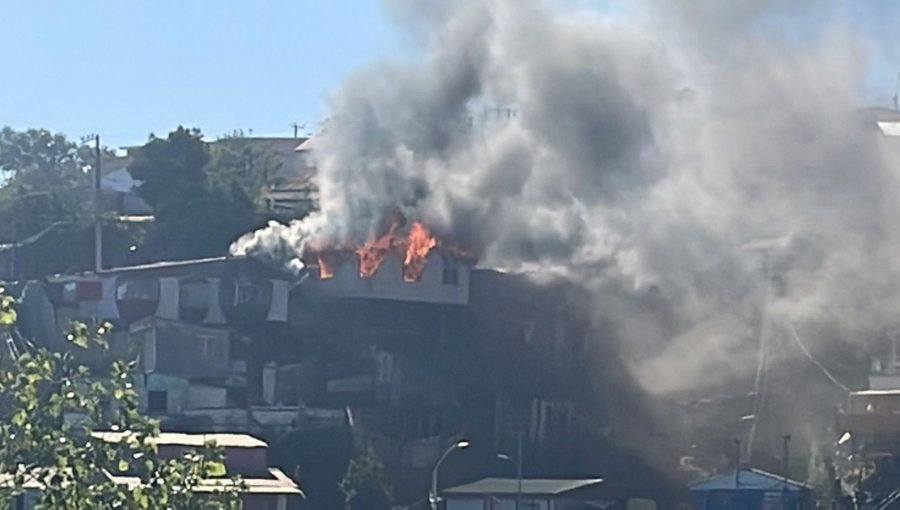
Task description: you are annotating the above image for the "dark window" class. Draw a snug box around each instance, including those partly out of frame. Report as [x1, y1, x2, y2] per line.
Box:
[442, 268, 459, 285]
[147, 391, 167, 413]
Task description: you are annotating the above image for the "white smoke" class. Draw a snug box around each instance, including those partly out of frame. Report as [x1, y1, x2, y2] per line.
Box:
[233, 0, 900, 395]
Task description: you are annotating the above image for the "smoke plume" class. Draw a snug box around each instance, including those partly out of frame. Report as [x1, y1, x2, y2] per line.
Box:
[233, 0, 900, 397]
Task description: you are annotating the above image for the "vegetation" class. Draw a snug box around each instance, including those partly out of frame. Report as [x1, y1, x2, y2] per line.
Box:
[127, 127, 272, 261]
[0, 128, 100, 275]
[339, 445, 391, 510]
[0, 291, 242, 509]
[0, 125, 281, 275]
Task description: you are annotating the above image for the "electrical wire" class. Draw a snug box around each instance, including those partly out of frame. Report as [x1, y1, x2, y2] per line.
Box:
[786, 321, 850, 392]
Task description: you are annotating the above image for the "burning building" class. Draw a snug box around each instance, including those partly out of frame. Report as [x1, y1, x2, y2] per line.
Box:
[302, 219, 475, 306]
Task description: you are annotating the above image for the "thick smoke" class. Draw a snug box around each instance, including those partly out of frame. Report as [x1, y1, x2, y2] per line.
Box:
[233, 0, 900, 396]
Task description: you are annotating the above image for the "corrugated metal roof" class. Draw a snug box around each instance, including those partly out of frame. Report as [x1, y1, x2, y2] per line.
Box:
[92, 431, 268, 449]
[444, 478, 603, 496]
[689, 468, 811, 492]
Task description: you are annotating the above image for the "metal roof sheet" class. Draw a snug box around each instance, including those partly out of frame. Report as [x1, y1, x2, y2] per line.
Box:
[92, 431, 268, 449]
[107, 467, 303, 495]
[852, 389, 900, 396]
[689, 469, 811, 492]
[444, 478, 604, 496]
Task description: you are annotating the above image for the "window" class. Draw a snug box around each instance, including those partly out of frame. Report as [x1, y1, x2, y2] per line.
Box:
[442, 268, 459, 285]
[147, 391, 167, 413]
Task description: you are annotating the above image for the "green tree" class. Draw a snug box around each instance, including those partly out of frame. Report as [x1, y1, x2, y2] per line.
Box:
[127, 127, 209, 212]
[127, 128, 266, 261]
[0, 291, 242, 509]
[0, 127, 101, 275]
[338, 446, 391, 510]
[206, 137, 278, 211]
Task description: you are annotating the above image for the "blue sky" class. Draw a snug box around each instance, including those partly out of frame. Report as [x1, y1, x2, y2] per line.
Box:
[1, 1, 398, 147]
[3, 1, 897, 149]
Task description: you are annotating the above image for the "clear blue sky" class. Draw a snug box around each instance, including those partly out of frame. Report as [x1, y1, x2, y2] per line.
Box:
[1, 1, 398, 147]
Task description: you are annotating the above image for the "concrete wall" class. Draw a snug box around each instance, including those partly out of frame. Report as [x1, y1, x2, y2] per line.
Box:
[870, 374, 900, 390]
[186, 384, 228, 409]
[136, 373, 189, 415]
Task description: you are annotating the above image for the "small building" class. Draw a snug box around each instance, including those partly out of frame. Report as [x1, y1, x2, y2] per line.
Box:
[690, 468, 813, 510]
[94, 431, 303, 510]
[442, 478, 659, 510]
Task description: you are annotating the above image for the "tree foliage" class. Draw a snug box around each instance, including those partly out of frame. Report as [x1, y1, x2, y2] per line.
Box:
[127, 127, 268, 261]
[0, 127, 105, 275]
[338, 446, 391, 510]
[127, 127, 209, 212]
[0, 128, 90, 237]
[0, 291, 242, 509]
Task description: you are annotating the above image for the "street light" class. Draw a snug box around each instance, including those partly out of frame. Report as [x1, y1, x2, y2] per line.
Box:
[496, 431, 523, 510]
[429, 440, 470, 510]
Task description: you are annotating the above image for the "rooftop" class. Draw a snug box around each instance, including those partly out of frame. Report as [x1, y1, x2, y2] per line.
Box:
[689, 468, 811, 492]
[444, 478, 604, 496]
[107, 467, 302, 496]
[92, 431, 268, 449]
[851, 389, 900, 396]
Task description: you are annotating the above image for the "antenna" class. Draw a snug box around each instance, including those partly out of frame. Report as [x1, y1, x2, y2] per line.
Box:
[290, 122, 306, 138]
[894, 73, 900, 110]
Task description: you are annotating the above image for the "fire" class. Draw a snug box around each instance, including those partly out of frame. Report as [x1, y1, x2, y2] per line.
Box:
[356, 219, 401, 278]
[402, 222, 437, 282]
[310, 217, 452, 282]
[317, 253, 336, 279]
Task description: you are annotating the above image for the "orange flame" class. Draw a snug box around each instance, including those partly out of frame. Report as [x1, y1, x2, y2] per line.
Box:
[311, 217, 448, 282]
[402, 222, 437, 282]
[317, 253, 336, 279]
[356, 219, 401, 278]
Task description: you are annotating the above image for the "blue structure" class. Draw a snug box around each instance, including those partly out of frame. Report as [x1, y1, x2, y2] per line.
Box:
[690, 468, 814, 510]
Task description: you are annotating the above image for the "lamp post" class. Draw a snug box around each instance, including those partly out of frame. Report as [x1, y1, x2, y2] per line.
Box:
[430, 440, 470, 510]
[497, 431, 523, 510]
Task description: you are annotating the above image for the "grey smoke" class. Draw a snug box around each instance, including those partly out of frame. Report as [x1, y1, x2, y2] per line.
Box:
[233, 0, 900, 397]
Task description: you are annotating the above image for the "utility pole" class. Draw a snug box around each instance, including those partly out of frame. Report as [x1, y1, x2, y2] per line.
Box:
[734, 439, 742, 488]
[782, 434, 791, 486]
[515, 430, 523, 510]
[90, 134, 102, 272]
[782, 434, 791, 509]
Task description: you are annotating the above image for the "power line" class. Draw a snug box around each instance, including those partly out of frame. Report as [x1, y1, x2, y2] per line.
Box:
[786, 321, 850, 392]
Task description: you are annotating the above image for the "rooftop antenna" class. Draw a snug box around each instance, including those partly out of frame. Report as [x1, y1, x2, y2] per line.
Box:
[893, 73, 900, 110]
[290, 122, 306, 138]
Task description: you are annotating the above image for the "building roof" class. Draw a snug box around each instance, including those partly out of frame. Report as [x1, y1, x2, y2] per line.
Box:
[107, 467, 303, 496]
[689, 468, 811, 492]
[95, 255, 231, 274]
[88, 254, 291, 280]
[92, 431, 268, 449]
[444, 478, 604, 496]
[852, 389, 900, 396]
